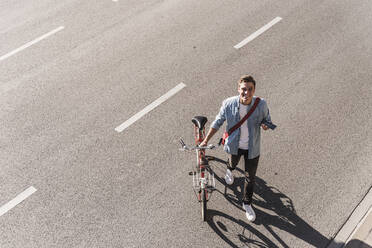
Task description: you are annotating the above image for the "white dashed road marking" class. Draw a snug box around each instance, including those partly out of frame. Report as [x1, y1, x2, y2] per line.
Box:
[234, 17, 282, 49]
[0, 186, 37, 217]
[115, 83, 186, 133]
[0, 26, 65, 62]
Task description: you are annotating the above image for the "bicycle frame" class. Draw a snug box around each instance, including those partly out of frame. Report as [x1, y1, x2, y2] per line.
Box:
[179, 117, 216, 221]
[192, 124, 215, 203]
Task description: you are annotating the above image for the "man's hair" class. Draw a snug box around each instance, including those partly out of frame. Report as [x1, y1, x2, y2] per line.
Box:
[238, 75, 256, 88]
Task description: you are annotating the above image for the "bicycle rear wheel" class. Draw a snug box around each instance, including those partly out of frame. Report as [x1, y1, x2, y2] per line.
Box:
[201, 189, 207, 221]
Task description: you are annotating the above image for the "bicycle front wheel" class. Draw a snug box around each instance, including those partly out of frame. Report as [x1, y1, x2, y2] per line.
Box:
[201, 189, 207, 221]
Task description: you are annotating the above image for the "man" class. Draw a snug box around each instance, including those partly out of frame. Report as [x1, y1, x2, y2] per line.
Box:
[200, 75, 271, 222]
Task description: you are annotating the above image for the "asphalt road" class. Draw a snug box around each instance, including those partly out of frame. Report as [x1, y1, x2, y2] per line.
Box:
[1, 0, 371, 247]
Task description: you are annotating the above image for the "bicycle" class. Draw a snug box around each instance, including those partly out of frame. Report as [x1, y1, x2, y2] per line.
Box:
[179, 116, 216, 221]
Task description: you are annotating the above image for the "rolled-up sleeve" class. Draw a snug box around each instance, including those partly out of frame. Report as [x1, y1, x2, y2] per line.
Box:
[262, 100, 272, 123]
[210, 100, 226, 130]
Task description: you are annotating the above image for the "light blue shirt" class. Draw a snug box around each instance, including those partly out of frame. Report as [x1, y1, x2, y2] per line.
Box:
[211, 96, 271, 158]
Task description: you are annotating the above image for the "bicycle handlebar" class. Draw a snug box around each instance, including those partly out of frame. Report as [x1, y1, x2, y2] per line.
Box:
[179, 138, 215, 151]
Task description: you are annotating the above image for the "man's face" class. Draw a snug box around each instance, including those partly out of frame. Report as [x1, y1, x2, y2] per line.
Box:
[238, 81, 255, 104]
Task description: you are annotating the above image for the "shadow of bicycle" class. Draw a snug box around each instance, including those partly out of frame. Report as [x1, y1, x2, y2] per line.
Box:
[205, 156, 331, 248]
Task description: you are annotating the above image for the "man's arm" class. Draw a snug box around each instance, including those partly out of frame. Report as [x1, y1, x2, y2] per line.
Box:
[200, 128, 218, 146]
[261, 100, 271, 131]
[200, 99, 227, 146]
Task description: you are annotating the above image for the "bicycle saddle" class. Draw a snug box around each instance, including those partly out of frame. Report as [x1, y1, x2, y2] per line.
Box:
[192, 116, 208, 130]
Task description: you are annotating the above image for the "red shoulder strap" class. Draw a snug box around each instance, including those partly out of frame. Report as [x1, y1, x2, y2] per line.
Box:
[228, 97, 261, 135]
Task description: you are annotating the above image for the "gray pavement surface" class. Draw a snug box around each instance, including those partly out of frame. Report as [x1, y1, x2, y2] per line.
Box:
[327, 186, 372, 248]
[1, 0, 372, 247]
[345, 206, 372, 248]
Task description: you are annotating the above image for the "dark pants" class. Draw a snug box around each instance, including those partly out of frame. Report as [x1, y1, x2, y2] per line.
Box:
[229, 149, 259, 205]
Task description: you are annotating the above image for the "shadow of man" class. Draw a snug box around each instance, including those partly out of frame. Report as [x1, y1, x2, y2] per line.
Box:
[206, 156, 331, 248]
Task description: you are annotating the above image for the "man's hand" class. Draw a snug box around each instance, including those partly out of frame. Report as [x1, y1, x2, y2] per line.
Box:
[261, 124, 269, 130]
[199, 139, 208, 147]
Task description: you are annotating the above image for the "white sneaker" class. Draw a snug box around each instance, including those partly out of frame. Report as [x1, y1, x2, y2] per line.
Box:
[242, 203, 256, 222]
[224, 169, 234, 185]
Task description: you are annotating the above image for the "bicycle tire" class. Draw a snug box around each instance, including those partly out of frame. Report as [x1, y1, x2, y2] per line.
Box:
[201, 189, 207, 221]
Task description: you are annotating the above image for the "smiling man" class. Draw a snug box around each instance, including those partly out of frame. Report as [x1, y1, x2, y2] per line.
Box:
[200, 75, 272, 222]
